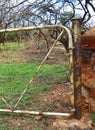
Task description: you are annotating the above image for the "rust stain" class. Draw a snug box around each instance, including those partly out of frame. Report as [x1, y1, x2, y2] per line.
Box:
[72, 17, 82, 119]
[90, 88, 95, 98]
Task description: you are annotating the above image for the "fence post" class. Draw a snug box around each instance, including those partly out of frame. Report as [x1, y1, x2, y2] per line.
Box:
[72, 17, 82, 119]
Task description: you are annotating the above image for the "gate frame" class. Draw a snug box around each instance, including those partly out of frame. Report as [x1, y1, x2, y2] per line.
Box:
[0, 18, 82, 119]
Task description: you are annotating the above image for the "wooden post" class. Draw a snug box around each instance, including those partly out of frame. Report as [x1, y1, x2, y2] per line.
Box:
[72, 17, 82, 119]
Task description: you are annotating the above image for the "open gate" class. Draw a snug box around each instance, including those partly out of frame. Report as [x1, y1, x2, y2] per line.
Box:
[0, 18, 82, 119]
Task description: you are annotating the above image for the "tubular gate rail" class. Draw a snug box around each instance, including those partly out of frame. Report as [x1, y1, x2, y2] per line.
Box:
[0, 18, 82, 119]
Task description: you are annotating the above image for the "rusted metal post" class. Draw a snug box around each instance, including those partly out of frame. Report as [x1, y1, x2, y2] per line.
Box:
[72, 17, 82, 119]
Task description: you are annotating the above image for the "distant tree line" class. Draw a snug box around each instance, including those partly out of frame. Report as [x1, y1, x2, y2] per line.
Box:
[0, 0, 95, 49]
[0, 0, 94, 29]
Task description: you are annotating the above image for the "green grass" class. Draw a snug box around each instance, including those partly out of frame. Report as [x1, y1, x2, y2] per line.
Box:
[0, 62, 69, 109]
[4, 42, 20, 51]
[0, 63, 38, 94]
[0, 62, 68, 95]
[0, 62, 69, 130]
[0, 41, 69, 112]
[0, 41, 69, 129]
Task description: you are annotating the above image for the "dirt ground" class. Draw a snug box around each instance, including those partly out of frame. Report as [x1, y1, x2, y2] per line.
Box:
[0, 42, 94, 130]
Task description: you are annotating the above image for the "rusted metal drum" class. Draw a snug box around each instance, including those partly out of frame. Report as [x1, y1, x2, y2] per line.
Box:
[81, 36, 95, 50]
[81, 26, 95, 50]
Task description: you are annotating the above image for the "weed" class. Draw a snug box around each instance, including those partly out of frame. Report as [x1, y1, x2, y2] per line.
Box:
[90, 114, 95, 121]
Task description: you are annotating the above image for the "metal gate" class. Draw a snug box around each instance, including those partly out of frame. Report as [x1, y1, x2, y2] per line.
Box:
[0, 18, 82, 119]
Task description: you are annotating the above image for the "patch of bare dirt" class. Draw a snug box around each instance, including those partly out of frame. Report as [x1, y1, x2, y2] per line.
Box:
[52, 114, 92, 130]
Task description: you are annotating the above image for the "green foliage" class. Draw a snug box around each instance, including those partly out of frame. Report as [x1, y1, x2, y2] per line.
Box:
[90, 114, 95, 121]
[60, 11, 73, 26]
[5, 32, 17, 42]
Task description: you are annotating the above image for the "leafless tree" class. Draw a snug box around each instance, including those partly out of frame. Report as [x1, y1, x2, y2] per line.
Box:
[0, 0, 95, 48]
[0, 0, 95, 28]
